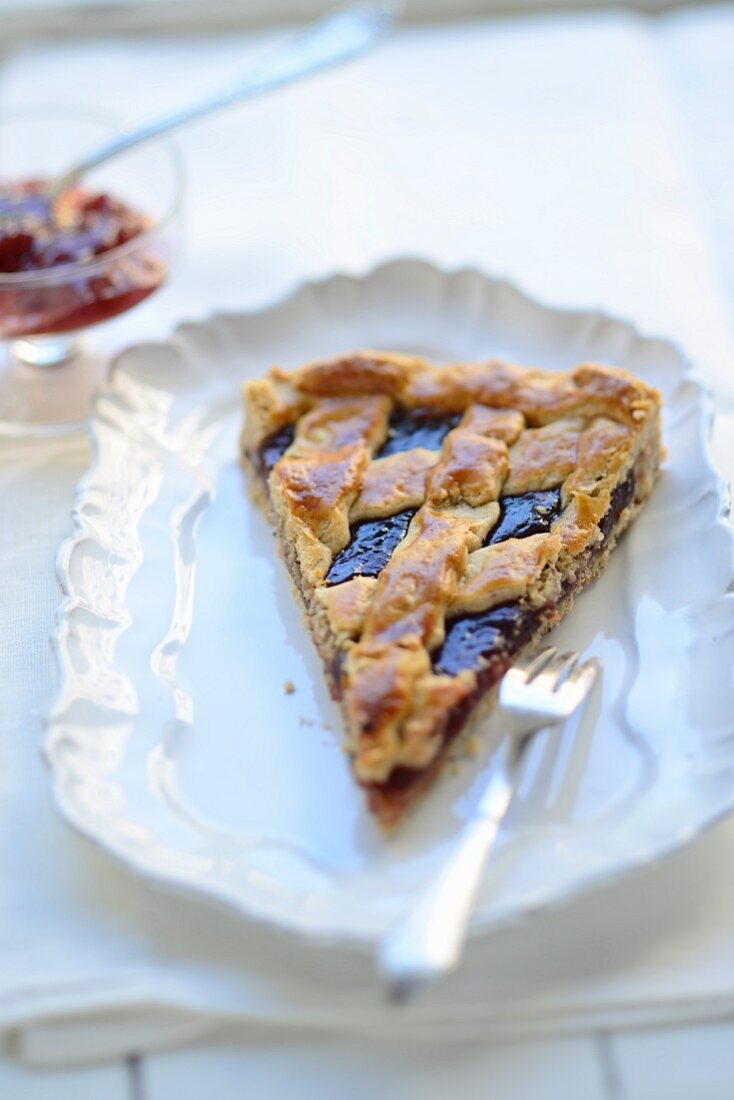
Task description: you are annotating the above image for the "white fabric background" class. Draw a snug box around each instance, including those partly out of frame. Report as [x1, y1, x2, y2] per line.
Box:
[2, 5, 734, 1066]
[0, 0, 692, 38]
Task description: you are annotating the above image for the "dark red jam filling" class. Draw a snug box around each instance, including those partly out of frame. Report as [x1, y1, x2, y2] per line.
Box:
[600, 473, 635, 540]
[378, 410, 461, 458]
[434, 470, 636, 681]
[434, 602, 539, 677]
[487, 488, 561, 544]
[255, 424, 296, 477]
[0, 178, 165, 337]
[325, 509, 416, 586]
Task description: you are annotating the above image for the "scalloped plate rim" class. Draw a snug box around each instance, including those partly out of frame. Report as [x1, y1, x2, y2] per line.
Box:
[45, 256, 734, 948]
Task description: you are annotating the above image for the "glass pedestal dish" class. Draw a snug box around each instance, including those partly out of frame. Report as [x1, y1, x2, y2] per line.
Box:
[0, 110, 183, 436]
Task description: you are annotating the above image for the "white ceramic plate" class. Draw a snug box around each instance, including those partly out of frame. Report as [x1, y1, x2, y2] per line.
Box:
[47, 259, 734, 946]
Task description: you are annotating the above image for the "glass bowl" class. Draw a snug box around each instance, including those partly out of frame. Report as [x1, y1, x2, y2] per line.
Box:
[0, 108, 184, 436]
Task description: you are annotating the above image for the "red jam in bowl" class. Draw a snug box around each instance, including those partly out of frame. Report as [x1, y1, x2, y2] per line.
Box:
[0, 179, 167, 338]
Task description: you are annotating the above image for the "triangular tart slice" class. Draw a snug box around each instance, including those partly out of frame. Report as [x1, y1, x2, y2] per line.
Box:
[242, 351, 662, 829]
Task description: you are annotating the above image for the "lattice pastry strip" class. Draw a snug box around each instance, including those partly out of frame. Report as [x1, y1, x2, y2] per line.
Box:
[243, 351, 662, 828]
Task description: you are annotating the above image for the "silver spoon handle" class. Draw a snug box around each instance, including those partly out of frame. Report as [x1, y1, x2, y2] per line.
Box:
[55, 1, 398, 195]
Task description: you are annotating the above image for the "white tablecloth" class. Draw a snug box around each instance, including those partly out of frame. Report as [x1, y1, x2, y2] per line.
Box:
[3, 5, 734, 1066]
[0, 0, 689, 37]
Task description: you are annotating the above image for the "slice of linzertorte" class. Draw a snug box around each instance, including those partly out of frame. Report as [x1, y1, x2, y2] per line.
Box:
[242, 351, 662, 828]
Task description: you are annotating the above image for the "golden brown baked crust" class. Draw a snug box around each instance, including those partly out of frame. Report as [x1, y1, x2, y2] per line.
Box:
[242, 351, 662, 827]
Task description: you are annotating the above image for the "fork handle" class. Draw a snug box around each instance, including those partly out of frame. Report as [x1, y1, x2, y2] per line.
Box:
[377, 762, 516, 1001]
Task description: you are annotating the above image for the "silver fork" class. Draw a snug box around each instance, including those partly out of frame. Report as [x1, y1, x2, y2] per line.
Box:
[377, 645, 601, 1003]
